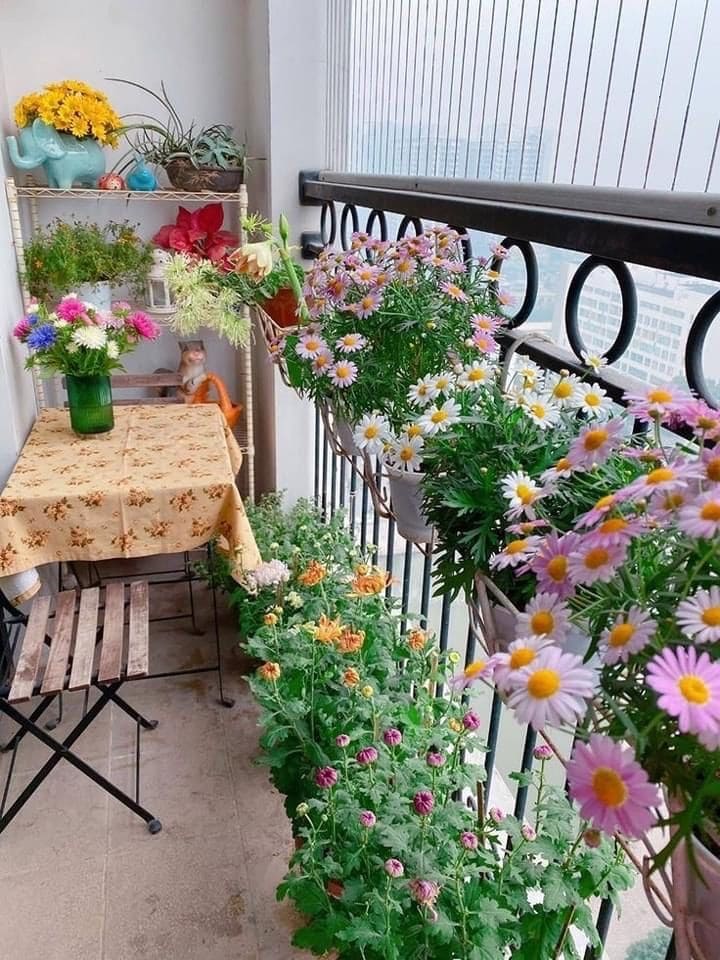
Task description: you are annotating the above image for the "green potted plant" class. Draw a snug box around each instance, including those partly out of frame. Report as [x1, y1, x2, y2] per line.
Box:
[23, 218, 153, 309]
[110, 79, 247, 192]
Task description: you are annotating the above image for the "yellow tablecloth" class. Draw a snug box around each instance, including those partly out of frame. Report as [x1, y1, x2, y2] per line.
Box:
[0, 404, 260, 581]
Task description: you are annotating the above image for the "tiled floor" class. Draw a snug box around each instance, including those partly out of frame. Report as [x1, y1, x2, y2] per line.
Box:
[0, 575, 310, 960]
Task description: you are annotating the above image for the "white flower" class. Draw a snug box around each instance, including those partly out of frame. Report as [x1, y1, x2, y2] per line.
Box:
[26, 301, 40, 315]
[506, 646, 595, 730]
[547, 372, 582, 408]
[457, 360, 494, 390]
[418, 398, 461, 435]
[523, 393, 561, 430]
[512, 357, 544, 392]
[582, 351, 608, 373]
[66, 341, 79, 354]
[428, 371, 455, 397]
[408, 375, 435, 407]
[676, 586, 720, 644]
[245, 558, 290, 593]
[353, 413, 390, 455]
[578, 383, 612, 420]
[53, 317, 68, 328]
[106, 341, 120, 359]
[386, 433, 424, 472]
[516, 593, 571, 644]
[296, 333, 327, 359]
[286, 591, 304, 609]
[501, 471, 542, 517]
[72, 325, 107, 350]
[335, 332, 366, 353]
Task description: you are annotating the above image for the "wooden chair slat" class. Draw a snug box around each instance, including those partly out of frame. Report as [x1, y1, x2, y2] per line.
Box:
[68, 587, 100, 691]
[126, 581, 149, 679]
[111, 397, 182, 406]
[40, 592, 77, 695]
[8, 595, 52, 703]
[111, 373, 183, 388]
[98, 583, 126, 683]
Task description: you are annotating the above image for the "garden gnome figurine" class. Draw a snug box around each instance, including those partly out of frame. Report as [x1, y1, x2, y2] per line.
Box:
[127, 159, 157, 191]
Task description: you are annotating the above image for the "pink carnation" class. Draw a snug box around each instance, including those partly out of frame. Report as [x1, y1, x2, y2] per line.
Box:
[127, 310, 160, 340]
[12, 317, 32, 340]
[56, 296, 87, 322]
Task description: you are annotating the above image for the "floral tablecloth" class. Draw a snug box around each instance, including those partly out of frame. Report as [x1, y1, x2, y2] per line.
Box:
[0, 404, 260, 581]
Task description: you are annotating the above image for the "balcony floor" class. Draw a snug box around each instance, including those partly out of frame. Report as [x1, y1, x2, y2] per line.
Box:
[0, 576, 310, 960]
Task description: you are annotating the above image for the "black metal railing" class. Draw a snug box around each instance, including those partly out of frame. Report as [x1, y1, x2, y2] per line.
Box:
[296, 172, 704, 959]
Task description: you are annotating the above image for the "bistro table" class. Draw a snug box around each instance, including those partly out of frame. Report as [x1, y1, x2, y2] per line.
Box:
[0, 404, 260, 580]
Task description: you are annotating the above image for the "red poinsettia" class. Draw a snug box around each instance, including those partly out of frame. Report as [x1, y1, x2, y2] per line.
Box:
[153, 203, 238, 268]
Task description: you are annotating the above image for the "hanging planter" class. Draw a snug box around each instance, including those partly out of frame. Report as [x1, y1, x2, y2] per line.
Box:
[332, 413, 362, 458]
[261, 287, 299, 330]
[385, 466, 434, 544]
[669, 809, 720, 960]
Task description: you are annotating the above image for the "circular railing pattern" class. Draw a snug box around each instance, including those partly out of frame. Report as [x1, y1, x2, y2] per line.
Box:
[565, 256, 637, 364]
[365, 208, 388, 242]
[320, 201, 337, 247]
[685, 290, 720, 408]
[396, 215, 423, 239]
[340, 204, 360, 250]
[489, 237, 539, 329]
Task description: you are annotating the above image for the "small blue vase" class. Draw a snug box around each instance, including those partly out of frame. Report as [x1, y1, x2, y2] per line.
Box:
[127, 159, 158, 191]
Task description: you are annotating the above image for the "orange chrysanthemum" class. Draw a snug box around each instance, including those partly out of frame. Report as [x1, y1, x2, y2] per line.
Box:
[298, 560, 327, 587]
[258, 661, 281, 682]
[336, 628, 365, 654]
[342, 667, 361, 688]
[314, 614, 343, 644]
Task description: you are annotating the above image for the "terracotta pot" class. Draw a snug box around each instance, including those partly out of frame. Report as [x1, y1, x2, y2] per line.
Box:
[386, 466, 434, 544]
[262, 287, 299, 329]
[165, 159, 242, 192]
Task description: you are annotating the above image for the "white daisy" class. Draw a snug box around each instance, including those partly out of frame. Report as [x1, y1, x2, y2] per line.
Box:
[386, 434, 424, 472]
[676, 586, 720, 644]
[72, 325, 107, 350]
[408, 376, 435, 407]
[428, 371, 455, 397]
[578, 383, 612, 420]
[353, 413, 390, 455]
[513, 358, 544, 392]
[335, 332, 366, 353]
[547, 372, 582, 408]
[523, 393, 561, 430]
[581, 351, 608, 374]
[506, 646, 595, 730]
[493, 636, 554, 693]
[311, 349, 334, 376]
[106, 341, 120, 360]
[516, 593, 570, 644]
[418, 398, 461, 435]
[329, 360, 358, 388]
[457, 360, 494, 390]
[296, 333, 327, 359]
[501, 471, 543, 517]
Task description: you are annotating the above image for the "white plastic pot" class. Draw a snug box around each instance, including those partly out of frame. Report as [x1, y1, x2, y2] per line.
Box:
[76, 281, 112, 312]
[386, 466, 434, 544]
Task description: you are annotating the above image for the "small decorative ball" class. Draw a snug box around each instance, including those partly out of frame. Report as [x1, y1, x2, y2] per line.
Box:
[98, 173, 125, 191]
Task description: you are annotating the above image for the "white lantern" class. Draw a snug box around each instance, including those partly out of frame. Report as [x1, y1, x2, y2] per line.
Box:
[145, 249, 176, 315]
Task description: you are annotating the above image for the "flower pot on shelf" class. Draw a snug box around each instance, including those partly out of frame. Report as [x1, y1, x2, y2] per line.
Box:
[75, 281, 112, 312]
[6, 122, 105, 189]
[164, 159, 242, 193]
[386, 466, 434, 544]
[65, 374, 114, 435]
[261, 288, 299, 330]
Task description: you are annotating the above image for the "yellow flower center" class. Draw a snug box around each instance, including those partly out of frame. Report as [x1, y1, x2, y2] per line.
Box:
[509, 647, 536, 669]
[553, 381, 573, 399]
[516, 483, 535, 504]
[678, 674, 711, 705]
[707, 457, 720, 483]
[435, 377, 450, 390]
[584, 548, 610, 570]
[663, 492, 685, 510]
[530, 611, 555, 635]
[364, 425, 379, 439]
[546, 555, 568, 581]
[701, 606, 720, 627]
[315, 354, 329, 366]
[430, 409, 449, 424]
[306, 338, 320, 351]
[506, 538, 530, 555]
[447, 285, 461, 296]
[342, 335, 357, 346]
[700, 502, 720, 522]
[399, 447, 414, 462]
[527, 668, 561, 699]
[336, 364, 350, 377]
[407, 423, 423, 438]
[609, 623, 635, 648]
[418, 384, 429, 396]
[591, 768, 628, 807]
[530, 403, 546, 419]
[584, 428, 609, 451]
[464, 660, 486, 679]
[646, 467, 674, 485]
[599, 517, 628, 535]
[468, 368, 485, 381]
[555, 457, 571, 471]
[361, 296, 374, 309]
[584, 392, 601, 407]
[648, 389, 673, 404]
[595, 494, 615, 511]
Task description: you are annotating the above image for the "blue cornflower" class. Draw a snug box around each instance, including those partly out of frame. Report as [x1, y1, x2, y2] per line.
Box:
[26, 324, 57, 350]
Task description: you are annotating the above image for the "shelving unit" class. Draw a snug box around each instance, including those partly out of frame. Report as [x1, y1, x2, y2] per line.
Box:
[4, 176, 255, 500]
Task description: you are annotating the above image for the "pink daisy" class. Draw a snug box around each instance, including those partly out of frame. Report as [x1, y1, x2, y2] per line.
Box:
[540, 456, 576, 485]
[472, 330, 499, 354]
[450, 657, 496, 691]
[516, 593, 570, 644]
[699, 447, 720, 485]
[568, 539, 627, 586]
[506, 646, 595, 730]
[497, 290, 515, 307]
[678, 491, 720, 539]
[624, 385, 690, 425]
[567, 735, 661, 838]
[394, 256, 417, 279]
[440, 281, 469, 302]
[507, 519, 550, 535]
[351, 264, 381, 286]
[676, 586, 720, 644]
[296, 333, 328, 359]
[493, 636, 553, 693]
[576, 494, 621, 528]
[600, 607, 657, 665]
[471, 313, 503, 334]
[582, 515, 641, 547]
[646, 646, 720, 738]
[490, 242, 510, 260]
[619, 459, 702, 504]
[529, 531, 580, 599]
[326, 273, 351, 302]
[489, 535, 542, 571]
[335, 332, 366, 354]
[568, 419, 625, 468]
[311, 350, 334, 376]
[329, 360, 358, 389]
[677, 399, 720, 440]
[349, 290, 382, 319]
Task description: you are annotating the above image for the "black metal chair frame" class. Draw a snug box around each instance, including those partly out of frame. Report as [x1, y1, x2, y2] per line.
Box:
[0, 588, 161, 836]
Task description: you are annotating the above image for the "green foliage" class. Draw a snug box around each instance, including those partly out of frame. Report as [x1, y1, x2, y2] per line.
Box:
[214, 494, 635, 960]
[23, 219, 153, 302]
[625, 927, 672, 960]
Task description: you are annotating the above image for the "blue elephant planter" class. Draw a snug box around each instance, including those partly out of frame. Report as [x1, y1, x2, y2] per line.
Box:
[6, 118, 105, 189]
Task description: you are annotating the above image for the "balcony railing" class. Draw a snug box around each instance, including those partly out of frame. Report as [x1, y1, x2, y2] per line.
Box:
[291, 172, 719, 959]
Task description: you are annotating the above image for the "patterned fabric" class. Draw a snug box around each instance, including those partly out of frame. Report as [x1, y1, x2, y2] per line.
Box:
[0, 405, 260, 580]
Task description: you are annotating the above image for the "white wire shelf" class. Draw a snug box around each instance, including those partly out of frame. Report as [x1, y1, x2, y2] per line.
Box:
[12, 186, 245, 202]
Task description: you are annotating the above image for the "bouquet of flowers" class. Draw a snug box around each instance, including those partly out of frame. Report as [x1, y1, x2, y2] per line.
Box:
[281, 228, 500, 428]
[12, 295, 160, 376]
[14, 80, 121, 145]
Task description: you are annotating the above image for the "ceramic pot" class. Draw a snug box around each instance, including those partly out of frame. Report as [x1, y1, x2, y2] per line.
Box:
[65, 374, 114, 435]
[386, 466, 434, 543]
[0, 568, 41, 606]
[262, 288, 298, 329]
[165, 159, 242, 192]
[6, 123, 105, 189]
[76, 281, 112, 312]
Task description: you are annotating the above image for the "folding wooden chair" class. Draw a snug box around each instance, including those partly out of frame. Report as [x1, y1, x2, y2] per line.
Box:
[0, 583, 162, 836]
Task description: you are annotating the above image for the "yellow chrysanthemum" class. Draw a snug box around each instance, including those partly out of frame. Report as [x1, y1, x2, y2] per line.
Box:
[12, 80, 121, 145]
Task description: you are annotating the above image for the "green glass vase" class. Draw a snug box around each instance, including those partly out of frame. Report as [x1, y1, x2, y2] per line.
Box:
[65, 374, 114, 435]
